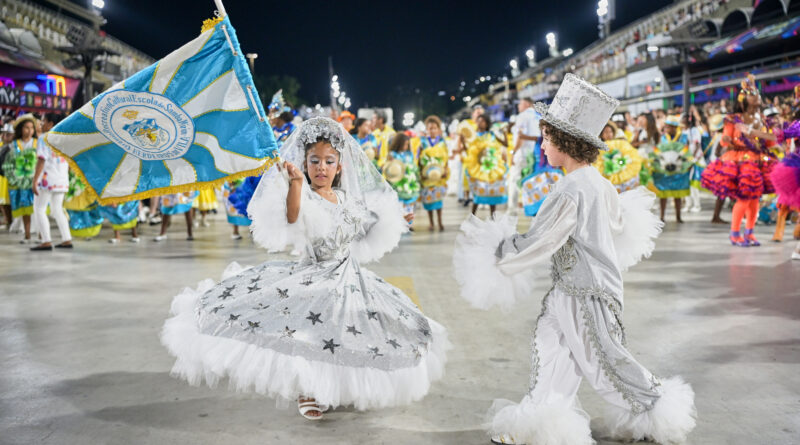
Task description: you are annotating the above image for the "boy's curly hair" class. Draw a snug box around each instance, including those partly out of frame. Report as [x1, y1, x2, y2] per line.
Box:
[539, 121, 600, 164]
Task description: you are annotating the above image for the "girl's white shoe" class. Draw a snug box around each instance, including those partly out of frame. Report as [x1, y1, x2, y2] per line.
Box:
[298, 399, 324, 421]
[490, 434, 520, 444]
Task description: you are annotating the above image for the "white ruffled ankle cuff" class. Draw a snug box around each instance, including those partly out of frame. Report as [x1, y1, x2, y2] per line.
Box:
[602, 376, 697, 444]
[486, 396, 594, 445]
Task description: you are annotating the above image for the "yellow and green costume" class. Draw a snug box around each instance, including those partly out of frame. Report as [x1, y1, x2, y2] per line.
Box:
[418, 136, 449, 211]
[2, 139, 38, 217]
[464, 132, 508, 205]
[593, 139, 643, 193]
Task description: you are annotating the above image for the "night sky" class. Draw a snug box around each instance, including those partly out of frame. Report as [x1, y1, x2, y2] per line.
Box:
[60, 0, 673, 107]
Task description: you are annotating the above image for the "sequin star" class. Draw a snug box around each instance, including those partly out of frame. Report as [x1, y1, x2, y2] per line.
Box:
[346, 325, 362, 336]
[250, 276, 260, 284]
[228, 313, 240, 321]
[368, 346, 383, 359]
[367, 310, 379, 321]
[322, 338, 340, 354]
[277, 288, 290, 299]
[419, 327, 431, 337]
[247, 283, 261, 293]
[306, 311, 323, 325]
[219, 286, 235, 300]
[246, 321, 260, 332]
[386, 338, 401, 349]
[211, 305, 224, 314]
[280, 326, 296, 338]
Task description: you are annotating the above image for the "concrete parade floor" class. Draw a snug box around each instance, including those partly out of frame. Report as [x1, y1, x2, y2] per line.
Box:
[1, 196, 799, 445]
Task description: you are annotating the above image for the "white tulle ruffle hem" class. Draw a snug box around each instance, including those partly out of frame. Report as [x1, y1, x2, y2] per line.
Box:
[603, 376, 696, 445]
[487, 396, 594, 445]
[160, 271, 449, 411]
[452, 214, 534, 311]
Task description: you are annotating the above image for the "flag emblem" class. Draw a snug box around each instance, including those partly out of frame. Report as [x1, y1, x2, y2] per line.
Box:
[95, 90, 195, 160]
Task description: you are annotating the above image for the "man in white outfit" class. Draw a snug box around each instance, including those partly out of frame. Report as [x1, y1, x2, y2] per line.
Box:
[508, 98, 540, 215]
[30, 113, 72, 251]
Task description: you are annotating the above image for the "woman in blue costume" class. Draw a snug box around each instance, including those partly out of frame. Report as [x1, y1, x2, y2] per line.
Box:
[99, 200, 140, 243]
[224, 179, 251, 240]
[273, 111, 296, 146]
[352, 118, 382, 170]
[519, 135, 563, 217]
[383, 132, 420, 228]
[155, 192, 198, 241]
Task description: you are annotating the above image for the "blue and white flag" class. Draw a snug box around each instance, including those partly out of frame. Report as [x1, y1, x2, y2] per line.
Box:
[46, 15, 278, 204]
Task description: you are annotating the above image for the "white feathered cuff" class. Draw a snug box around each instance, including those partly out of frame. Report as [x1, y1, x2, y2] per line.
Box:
[613, 187, 663, 271]
[452, 214, 535, 311]
[350, 188, 409, 263]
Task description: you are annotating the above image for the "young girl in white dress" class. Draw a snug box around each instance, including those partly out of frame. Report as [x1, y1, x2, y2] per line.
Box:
[161, 117, 449, 420]
[454, 74, 696, 445]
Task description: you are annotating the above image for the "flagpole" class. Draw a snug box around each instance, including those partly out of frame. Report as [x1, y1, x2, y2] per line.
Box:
[214, 0, 227, 17]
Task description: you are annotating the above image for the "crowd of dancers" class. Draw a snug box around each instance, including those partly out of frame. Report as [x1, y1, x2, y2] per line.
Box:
[1, 75, 799, 262]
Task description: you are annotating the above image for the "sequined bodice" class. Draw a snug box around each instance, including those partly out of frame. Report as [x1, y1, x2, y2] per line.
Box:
[306, 191, 366, 262]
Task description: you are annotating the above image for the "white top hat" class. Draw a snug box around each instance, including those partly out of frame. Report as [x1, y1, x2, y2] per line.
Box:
[534, 73, 619, 151]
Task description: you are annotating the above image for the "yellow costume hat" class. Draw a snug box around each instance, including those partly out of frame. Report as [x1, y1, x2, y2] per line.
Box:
[12, 113, 37, 131]
[383, 159, 404, 184]
[708, 114, 724, 132]
[664, 115, 681, 127]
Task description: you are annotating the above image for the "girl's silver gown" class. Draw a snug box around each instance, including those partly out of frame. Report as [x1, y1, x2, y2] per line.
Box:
[161, 117, 449, 410]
